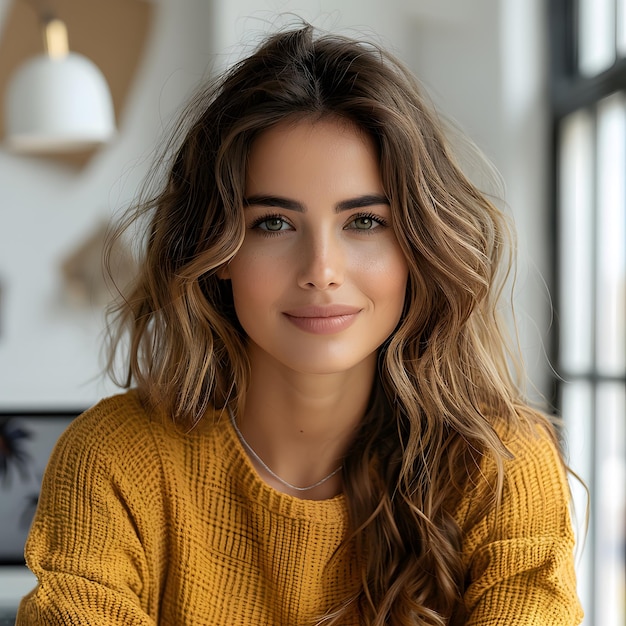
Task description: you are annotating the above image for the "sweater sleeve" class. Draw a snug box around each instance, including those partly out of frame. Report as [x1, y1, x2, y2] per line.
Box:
[460, 424, 583, 626]
[15, 398, 167, 625]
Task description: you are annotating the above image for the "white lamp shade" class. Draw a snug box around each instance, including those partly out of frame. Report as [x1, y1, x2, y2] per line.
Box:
[4, 52, 116, 153]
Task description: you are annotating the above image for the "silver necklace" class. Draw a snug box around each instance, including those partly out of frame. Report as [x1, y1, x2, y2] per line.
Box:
[228, 407, 343, 492]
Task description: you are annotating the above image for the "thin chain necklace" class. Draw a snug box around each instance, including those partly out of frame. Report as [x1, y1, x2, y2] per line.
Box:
[228, 407, 343, 492]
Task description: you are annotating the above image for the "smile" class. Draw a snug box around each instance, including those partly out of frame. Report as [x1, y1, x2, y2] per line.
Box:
[283, 305, 361, 335]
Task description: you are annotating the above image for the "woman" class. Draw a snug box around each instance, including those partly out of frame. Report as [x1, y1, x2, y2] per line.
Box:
[17, 25, 582, 625]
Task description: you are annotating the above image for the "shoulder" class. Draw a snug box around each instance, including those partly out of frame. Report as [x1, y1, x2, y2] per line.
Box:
[498, 416, 569, 502]
[71, 388, 155, 431]
[53, 390, 229, 481]
[454, 411, 573, 541]
[502, 418, 572, 533]
[56, 390, 161, 462]
[59, 389, 223, 451]
[457, 415, 582, 623]
[460, 412, 573, 543]
[46, 390, 193, 495]
[38, 391, 228, 527]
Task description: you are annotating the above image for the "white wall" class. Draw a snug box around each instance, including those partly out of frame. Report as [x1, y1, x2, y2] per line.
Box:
[0, 0, 214, 407]
[0, 0, 551, 407]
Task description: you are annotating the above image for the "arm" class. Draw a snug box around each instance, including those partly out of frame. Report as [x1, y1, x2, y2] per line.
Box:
[16, 400, 167, 625]
[461, 425, 583, 626]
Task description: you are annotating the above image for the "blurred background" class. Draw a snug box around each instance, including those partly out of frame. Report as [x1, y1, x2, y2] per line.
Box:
[0, 0, 623, 624]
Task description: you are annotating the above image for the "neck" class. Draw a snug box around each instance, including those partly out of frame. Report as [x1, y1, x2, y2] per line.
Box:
[237, 345, 376, 499]
[229, 407, 344, 495]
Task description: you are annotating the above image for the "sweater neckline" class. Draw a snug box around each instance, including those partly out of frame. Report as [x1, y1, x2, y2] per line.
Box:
[218, 408, 347, 523]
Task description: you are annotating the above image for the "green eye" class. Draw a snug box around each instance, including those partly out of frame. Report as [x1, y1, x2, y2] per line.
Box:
[255, 216, 291, 232]
[263, 218, 286, 231]
[353, 217, 374, 229]
[347, 214, 384, 230]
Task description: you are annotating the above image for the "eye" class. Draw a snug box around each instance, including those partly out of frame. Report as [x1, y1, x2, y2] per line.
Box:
[251, 215, 293, 232]
[345, 213, 386, 231]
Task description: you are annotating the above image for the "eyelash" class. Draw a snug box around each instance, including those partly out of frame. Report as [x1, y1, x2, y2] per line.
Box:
[249, 212, 388, 235]
[347, 212, 388, 231]
[249, 213, 293, 235]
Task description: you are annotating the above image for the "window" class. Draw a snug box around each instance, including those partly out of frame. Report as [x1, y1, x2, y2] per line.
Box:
[550, 2, 626, 624]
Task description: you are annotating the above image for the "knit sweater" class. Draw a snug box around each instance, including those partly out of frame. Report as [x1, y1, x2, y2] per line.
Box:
[16, 390, 582, 625]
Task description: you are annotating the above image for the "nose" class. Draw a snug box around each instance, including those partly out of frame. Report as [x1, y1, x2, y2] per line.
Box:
[297, 229, 345, 290]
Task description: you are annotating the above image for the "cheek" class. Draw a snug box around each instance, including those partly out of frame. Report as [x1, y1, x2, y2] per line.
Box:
[378, 255, 409, 327]
[228, 252, 281, 312]
[385, 267, 409, 320]
[356, 244, 408, 300]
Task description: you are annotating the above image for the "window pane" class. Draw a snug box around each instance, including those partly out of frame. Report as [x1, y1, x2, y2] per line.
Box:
[562, 382, 593, 622]
[595, 94, 626, 375]
[618, 0, 626, 57]
[579, 0, 616, 76]
[595, 383, 626, 626]
[559, 112, 595, 373]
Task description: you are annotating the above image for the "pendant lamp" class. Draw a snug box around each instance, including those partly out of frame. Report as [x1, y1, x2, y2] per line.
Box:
[4, 16, 116, 153]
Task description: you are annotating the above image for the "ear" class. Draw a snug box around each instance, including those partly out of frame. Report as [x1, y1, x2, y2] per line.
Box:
[216, 263, 231, 280]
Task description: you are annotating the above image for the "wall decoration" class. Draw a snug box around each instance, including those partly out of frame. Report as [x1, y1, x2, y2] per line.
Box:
[60, 220, 138, 308]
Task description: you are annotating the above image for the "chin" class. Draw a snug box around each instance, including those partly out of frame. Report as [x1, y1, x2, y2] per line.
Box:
[275, 348, 377, 378]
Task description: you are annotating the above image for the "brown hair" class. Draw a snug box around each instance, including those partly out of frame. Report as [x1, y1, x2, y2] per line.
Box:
[106, 24, 556, 625]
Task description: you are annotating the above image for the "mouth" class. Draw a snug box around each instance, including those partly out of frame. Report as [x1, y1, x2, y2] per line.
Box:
[282, 305, 362, 318]
[282, 305, 362, 334]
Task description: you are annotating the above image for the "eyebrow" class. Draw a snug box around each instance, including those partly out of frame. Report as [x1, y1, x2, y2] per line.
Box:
[243, 193, 390, 213]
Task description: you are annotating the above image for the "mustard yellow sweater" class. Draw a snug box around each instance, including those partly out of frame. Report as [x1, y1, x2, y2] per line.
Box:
[17, 391, 582, 625]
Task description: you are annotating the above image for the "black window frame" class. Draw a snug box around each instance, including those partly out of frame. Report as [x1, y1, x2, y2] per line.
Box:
[549, 1, 626, 624]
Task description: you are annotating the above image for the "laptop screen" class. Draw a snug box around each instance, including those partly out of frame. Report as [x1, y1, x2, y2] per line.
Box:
[0, 411, 80, 565]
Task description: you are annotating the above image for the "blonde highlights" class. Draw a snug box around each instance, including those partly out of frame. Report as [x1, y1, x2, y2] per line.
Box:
[106, 24, 555, 625]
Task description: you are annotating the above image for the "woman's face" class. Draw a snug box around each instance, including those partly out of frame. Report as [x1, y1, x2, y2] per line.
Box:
[221, 117, 408, 377]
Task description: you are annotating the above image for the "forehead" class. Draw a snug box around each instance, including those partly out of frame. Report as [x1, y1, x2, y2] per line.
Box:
[245, 116, 383, 197]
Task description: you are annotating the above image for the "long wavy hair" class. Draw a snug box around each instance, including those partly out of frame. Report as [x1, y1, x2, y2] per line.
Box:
[106, 24, 556, 625]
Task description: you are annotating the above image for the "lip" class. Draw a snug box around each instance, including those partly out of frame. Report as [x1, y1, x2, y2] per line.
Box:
[283, 305, 362, 335]
[283, 305, 362, 318]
